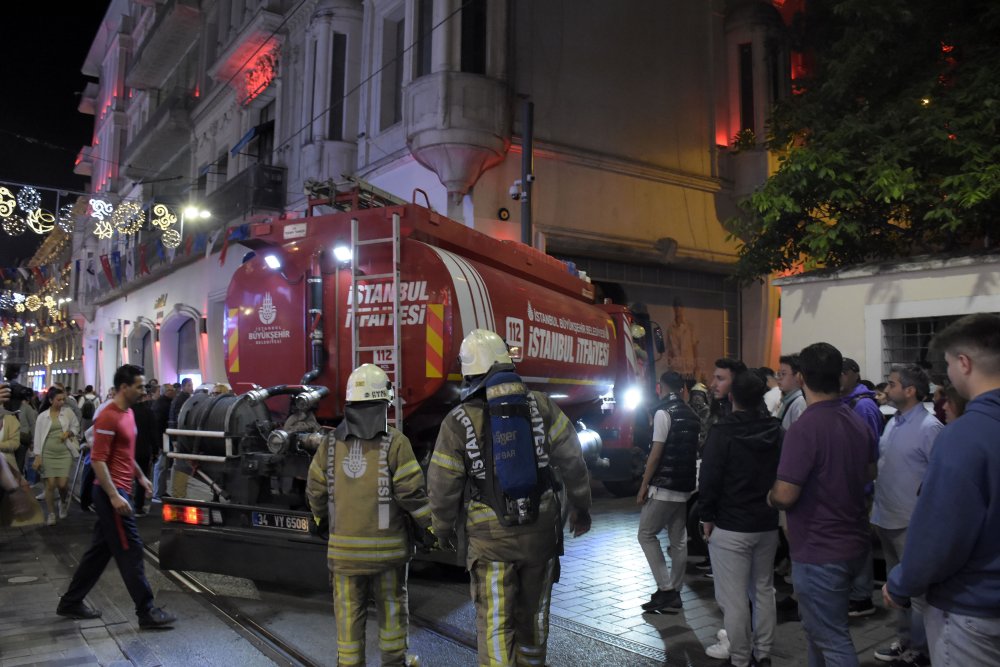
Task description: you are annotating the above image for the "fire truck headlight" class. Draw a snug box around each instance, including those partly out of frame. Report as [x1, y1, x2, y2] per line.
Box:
[264, 254, 282, 270]
[623, 386, 642, 411]
[333, 245, 352, 263]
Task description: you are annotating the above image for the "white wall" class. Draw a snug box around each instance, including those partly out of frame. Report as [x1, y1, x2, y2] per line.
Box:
[777, 257, 1000, 381]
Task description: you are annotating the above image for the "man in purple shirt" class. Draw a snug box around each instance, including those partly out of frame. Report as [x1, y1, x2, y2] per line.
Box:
[768, 342, 877, 667]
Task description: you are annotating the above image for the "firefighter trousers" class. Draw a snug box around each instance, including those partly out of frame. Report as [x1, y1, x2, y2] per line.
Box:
[332, 565, 409, 667]
[470, 556, 558, 667]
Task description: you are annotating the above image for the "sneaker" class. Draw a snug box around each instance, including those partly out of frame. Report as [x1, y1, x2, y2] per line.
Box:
[135, 511, 148, 518]
[704, 568, 714, 579]
[36, 491, 46, 501]
[695, 559, 713, 571]
[875, 641, 907, 662]
[138, 606, 177, 629]
[57, 599, 102, 620]
[716, 629, 728, 642]
[890, 650, 930, 667]
[641, 588, 678, 611]
[59, 499, 69, 519]
[404, 655, 421, 667]
[706, 635, 731, 659]
[848, 598, 876, 617]
[46, 513, 57, 526]
[643, 589, 682, 614]
[150, 497, 162, 504]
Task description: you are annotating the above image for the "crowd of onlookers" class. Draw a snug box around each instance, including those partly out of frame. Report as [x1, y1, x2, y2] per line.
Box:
[0, 370, 236, 524]
[636, 312, 999, 667]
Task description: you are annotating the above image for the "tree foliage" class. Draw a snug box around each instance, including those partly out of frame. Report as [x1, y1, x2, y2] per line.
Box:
[729, 0, 1000, 281]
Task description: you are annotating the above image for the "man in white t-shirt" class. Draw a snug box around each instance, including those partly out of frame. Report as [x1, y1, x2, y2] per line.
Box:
[636, 371, 702, 614]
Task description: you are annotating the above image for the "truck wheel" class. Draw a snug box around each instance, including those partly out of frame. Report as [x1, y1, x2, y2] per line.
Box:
[601, 447, 646, 497]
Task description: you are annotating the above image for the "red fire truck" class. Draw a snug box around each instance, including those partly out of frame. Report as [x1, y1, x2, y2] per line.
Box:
[160, 187, 662, 587]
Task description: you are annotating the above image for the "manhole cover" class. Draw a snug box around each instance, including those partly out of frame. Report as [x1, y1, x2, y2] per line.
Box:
[8, 576, 39, 584]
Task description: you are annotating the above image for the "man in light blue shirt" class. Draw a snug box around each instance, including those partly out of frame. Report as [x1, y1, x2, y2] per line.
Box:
[871, 364, 943, 666]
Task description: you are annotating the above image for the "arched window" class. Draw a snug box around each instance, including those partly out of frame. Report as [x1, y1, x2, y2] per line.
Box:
[177, 318, 202, 386]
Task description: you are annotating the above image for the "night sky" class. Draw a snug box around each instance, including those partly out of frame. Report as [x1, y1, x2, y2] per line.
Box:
[0, 5, 107, 266]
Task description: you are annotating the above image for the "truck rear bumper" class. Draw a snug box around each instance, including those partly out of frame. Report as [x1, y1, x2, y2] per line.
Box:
[159, 499, 330, 590]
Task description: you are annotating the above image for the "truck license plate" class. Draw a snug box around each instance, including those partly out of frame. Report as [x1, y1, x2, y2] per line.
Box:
[251, 511, 310, 533]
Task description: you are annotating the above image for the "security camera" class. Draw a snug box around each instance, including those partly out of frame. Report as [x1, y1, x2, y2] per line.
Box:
[509, 180, 523, 200]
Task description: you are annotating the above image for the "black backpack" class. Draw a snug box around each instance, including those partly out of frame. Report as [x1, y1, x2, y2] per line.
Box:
[81, 397, 96, 420]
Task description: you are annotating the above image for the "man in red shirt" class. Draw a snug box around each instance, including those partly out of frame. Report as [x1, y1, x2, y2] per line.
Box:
[56, 364, 176, 629]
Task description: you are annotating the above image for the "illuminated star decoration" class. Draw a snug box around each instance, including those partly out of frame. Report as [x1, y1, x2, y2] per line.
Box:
[151, 203, 177, 229]
[161, 227, 181, 248]
[0, 187, 16, 217]
[16, 186, 41, 213]
[26, 208, 55, 234]
[14, 303, 25, 313]
[24, 295, 41, 312]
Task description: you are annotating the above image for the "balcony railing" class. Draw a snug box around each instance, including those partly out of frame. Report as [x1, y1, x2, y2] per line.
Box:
[203, 163, 286, 221]
[127, 0, 202, 90]
[123, 88, 195, 179]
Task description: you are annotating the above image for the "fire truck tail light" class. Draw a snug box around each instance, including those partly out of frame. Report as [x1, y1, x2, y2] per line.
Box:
[162, 504, 210, 526]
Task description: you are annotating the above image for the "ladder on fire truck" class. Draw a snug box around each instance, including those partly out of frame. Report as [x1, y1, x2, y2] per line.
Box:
[350, 213, 404, 429]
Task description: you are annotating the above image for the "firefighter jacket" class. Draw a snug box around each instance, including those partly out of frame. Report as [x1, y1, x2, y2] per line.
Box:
[306, 426, 432, 576]
[649, 393, 700, 492]
[427, 391, 592, 567]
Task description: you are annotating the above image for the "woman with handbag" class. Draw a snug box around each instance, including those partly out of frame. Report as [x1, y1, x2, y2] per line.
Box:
[32, 386, 80, 526]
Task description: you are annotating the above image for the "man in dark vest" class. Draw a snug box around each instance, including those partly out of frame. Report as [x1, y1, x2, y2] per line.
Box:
[637, 371, 701, 614]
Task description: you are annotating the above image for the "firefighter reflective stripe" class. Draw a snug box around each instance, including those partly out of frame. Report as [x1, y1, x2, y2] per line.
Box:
[515, 558, 557, 667]
[377, 567, 409, 655]
[328, 534, 408, 562]
[333, 566, 409, 666]
[468, 501, 499, 526]
[488, 561, 507, 667]
[548, 412, 570, 442]
[426, 303, 444, 378]
[226, 308, 240, 373]
[334, 573, 365, 666]
[410, 503, 431, 520]
[392, 459, 422, 484]
[430, 449, 465, 474]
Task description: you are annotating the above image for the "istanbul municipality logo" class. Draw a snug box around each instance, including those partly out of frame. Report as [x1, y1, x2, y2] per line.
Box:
[258, 292, 277, 324]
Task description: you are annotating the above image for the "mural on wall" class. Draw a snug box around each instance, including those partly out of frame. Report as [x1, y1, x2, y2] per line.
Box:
[644, 299, 725, 387]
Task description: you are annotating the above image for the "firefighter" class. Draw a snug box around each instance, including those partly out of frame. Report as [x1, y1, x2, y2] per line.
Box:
[428, 329, 593, 667]
[306, 363, 429, 667]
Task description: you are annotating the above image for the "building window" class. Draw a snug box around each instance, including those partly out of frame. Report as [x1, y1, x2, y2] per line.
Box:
[881, 315, 963, 380]
[738, 43, 754, 132]
[251, 100, 276, 164]
[415, 0, 433, 78]
[329, 33, 347, 140]
[380, 16, 405, 130]
[460, 0, 487, 75]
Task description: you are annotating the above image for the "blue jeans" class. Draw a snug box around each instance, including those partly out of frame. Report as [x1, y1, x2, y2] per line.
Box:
[792, 556, 866, 667]
[924, 605, 1000, 666]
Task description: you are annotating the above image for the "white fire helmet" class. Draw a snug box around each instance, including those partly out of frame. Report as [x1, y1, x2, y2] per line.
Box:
[459, 329, 512, 377]
[345, 363, 394, 403]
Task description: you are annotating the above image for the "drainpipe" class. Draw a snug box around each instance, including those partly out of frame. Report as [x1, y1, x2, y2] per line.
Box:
[301, 253, 325, 384]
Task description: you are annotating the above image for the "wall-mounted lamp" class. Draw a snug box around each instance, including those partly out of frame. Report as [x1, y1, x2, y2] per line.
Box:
[200, 317, 208, 334]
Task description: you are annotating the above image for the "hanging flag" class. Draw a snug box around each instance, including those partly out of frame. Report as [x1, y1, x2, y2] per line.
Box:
[184, 234, 195, 256]
[218, 227, 233, 266]
[193, 232, 208, 255]
[17, 268, 30, 281]
[100, 255, 116, 288]
[139, 244, 151, 275]
[156, 239, 165, 261]
[32, 267, 44, 285]
[206, 228, 223, 259]
[125, 249, 135, 283]
[110, 251, 123, 285]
